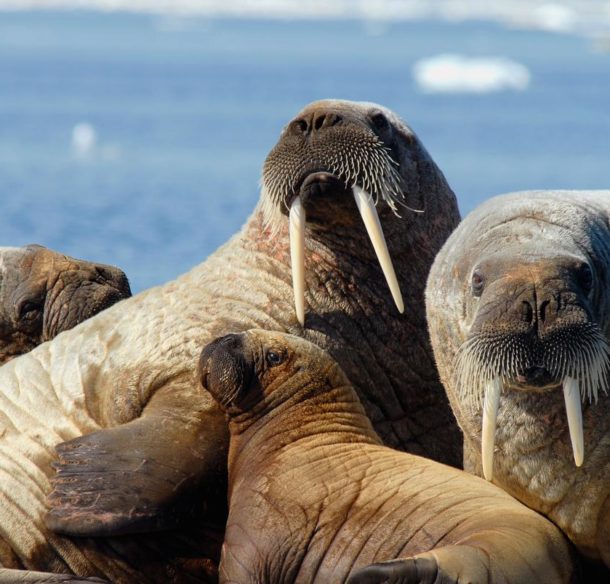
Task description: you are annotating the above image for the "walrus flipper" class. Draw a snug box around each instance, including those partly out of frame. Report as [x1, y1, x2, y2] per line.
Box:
[46, 388, 228, 537]
[347, 557, 441, 584]
[347, 548, 490, 584]
[0, 569, 108, 583]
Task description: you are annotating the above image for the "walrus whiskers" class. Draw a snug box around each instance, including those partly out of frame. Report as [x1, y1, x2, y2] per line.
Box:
[454, 324, 610, 475]
[262, 124, 419, 323]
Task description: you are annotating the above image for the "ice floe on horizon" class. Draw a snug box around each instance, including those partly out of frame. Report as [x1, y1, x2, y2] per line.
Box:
[412, 54, 531, 94]
[0, 0, 608, 37]
[71, 122, 97, 157]
[71, 122, 121, 161]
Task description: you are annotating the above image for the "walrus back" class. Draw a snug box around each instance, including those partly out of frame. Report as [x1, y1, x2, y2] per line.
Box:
[0, 219, 298, 575]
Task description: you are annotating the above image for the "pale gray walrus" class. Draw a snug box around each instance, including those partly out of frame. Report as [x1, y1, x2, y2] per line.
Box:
[199, 329, 576, 584]
[426, 191, 610, 572]
[0, 100, 460, 582]
[0, 245, 131, 364]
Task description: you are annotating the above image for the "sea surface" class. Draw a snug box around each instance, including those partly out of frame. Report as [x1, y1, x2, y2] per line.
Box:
[1, 11, 609, 291]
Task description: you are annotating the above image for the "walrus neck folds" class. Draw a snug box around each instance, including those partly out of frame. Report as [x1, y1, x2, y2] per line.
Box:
[227, 378, 381, 466]
[235, 202, 458, 458]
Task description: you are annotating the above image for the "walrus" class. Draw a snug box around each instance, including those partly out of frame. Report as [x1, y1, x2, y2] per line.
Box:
[426, 191, 610, 572]
[199, 328, 576, 584]
[0, 100, 461, 581]
[0, 244, 131, 364]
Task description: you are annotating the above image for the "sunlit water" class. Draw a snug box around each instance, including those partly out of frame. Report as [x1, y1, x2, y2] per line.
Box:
[1, 11, 609, 291]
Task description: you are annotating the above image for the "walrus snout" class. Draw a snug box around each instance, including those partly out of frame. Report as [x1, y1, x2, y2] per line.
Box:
[199, 333, 254, 410]
[92, 263, 132, 300]
[455, 253, 610, 477]
[42, 256, 132, 340]
[261, 100, 413, 324]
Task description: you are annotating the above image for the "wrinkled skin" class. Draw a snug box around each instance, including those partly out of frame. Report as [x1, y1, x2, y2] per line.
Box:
[426, 191, 610, 577]
[0, 100, 459, 582]
[0, 245, 131, 363]
[200, 329, 576, 584]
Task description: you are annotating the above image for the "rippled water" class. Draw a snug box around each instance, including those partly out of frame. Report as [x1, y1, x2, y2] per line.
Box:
[1, 11, 609, 291]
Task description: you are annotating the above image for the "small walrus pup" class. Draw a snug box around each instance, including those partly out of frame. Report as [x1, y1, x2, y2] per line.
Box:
[199, 329, 576, 584]
[426, 191, 610, 572]
[0, 245, 131, 364]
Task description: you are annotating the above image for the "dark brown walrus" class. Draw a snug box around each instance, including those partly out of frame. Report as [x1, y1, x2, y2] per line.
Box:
[199, 329, 576, 584]
[0, 100, 460, 582]
[0, 244, 131, 364]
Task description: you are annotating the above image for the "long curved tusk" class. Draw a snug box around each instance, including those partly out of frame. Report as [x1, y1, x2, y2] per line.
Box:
[289, 196, 306, 326]
[352, 186, 404, 313]
[482, 376, 502, 481]
[563, 377, 584, 466]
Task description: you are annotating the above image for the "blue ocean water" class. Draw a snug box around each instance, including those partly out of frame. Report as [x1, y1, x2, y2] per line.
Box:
[1, 11, 609, 291]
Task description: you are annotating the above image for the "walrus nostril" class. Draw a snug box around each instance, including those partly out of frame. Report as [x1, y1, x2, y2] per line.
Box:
[313, 112, 342, 131]
[521, 300, 534, 324]
[290, 118, 309, 135]
[539, 300, 550, 322]
[220, 334, 241, 349]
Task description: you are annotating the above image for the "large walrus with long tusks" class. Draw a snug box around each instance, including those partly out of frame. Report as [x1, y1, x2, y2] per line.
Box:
[0, 100, 460, 582]
[426, 190, 610, 575]
[0, 245, 131, 364]
[199, 328, 576, 584]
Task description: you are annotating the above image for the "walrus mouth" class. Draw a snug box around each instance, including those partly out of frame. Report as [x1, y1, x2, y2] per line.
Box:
[454, 324, 610, 479]
[288, 183, 404, 325]
[513, 366, 557, 389]
[261, 127, 410, 325]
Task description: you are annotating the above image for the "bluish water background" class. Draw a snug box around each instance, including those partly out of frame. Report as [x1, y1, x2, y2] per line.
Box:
[1, 11, 609, 291]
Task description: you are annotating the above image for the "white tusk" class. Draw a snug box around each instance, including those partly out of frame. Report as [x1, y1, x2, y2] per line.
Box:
[563, 377, 584, 467]
[482, 377, 502, 481]
[352, 186, 404, 313]
[289, 196, 306, 326]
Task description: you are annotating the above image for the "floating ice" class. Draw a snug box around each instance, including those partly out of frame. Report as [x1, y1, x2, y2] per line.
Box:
[0, 2, 605, 38]
[530, 4, 576, 33]
[71, 122, 97, 156]
[413, 54, 531, 94]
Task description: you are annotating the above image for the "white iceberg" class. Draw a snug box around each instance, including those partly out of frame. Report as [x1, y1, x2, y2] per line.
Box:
[71, 122, 97, 156]
[412, 54, 531, 94]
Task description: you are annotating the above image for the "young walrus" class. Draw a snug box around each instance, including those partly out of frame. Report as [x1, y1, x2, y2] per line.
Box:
[0, 245, 131, 364]
[426, 191, 610, 575]
[199, 329, 576, 584]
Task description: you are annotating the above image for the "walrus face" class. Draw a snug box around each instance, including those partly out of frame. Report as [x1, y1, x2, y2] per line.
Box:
[199, 329, 339, 416]
[261, 99, 430, 324]
[0, 245, 131, 363]
[454, 249, 609, 477]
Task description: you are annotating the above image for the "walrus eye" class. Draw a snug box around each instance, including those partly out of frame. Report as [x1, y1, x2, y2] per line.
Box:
[471, 269, 485, 297]
[265, 350, 284, 367]
[575, 263, 594, 295]
[18, 300, 42, 320]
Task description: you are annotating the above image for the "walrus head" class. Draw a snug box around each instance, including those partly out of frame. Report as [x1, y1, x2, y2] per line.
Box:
[199, 329, 346, 419]
[445, 194, 610, 479]
[261, 99, 443, 325]
[0, 245, 131, 363]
